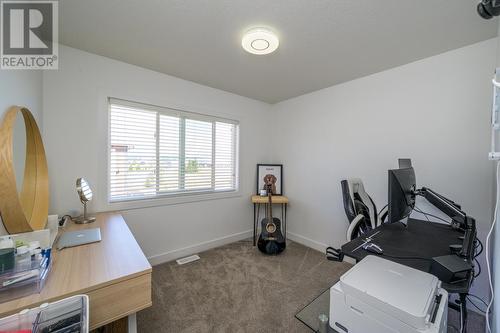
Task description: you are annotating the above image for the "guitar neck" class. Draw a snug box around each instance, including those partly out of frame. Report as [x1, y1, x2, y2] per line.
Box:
[267, 192, 273, 219]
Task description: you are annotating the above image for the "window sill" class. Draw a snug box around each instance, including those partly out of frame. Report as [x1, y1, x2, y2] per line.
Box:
[103, 190, 242, 212]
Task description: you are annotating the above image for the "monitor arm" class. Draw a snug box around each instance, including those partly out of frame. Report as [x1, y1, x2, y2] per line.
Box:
[416, 187, 476, 260]
[416, 187, 466, 226]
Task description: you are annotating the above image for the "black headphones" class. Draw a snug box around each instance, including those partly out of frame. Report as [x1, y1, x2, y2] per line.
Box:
[478, 0, 500, 19]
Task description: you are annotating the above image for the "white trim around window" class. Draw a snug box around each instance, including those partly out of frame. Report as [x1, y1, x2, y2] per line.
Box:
[107, 98, 240, 207]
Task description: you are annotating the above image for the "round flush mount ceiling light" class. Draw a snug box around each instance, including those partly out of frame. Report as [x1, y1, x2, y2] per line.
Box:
[242, 28, 279, 55]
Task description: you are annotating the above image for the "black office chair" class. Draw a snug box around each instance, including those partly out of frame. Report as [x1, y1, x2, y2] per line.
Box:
[326, 178, 388, 261]
[341, 178, 387, 241]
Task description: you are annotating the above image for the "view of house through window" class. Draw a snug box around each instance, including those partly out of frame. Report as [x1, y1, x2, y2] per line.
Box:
[109, 99, 239, 202]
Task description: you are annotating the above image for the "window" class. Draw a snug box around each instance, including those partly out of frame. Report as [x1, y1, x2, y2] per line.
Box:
[108, 98, 239, 202]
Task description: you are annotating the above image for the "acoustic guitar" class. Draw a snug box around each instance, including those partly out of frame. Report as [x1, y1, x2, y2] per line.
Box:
[257, 185, 286, 255]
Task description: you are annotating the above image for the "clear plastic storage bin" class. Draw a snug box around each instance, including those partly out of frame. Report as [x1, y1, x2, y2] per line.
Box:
[0, 295, 89, 333]
[0, 253, 52, 303]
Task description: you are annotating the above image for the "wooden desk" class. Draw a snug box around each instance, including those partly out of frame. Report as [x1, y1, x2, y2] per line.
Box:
[251, 195, 289, 246]
[0, 212, 152, 331]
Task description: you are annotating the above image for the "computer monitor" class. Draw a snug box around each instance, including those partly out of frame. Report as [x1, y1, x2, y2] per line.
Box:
[388, 167, 417, 223]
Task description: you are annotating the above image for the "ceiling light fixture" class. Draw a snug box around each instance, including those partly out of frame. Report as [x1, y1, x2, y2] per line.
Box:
[242, 28, 279, 55]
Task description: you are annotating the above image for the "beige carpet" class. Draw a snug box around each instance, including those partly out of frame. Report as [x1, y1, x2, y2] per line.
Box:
[137, 239, 485, 332]
[137, 240, 352, 332]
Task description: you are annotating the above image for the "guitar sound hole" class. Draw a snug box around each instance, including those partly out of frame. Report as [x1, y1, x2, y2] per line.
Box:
[266, 223, 276, 233]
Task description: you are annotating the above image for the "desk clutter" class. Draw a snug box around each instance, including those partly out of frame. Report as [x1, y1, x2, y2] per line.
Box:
[0, 237, 51, 303]
[0, 295, 88, 333]
[0, 213, 152, 331]
[0, 214, 102, 304]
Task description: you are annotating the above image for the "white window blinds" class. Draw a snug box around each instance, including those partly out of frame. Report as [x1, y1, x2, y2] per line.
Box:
[109, 99, 239, 202]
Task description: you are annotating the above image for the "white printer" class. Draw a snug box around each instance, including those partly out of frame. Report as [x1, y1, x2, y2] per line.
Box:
[330, 255, 448, 333]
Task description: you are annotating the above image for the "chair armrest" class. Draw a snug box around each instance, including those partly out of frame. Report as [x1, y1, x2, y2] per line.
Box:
[377, 206, 388, 227]
[346, 214, 364, 241]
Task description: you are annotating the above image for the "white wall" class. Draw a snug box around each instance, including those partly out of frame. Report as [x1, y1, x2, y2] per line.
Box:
[0, 71, 43, 125]
[42, 46, 271, 263]
[271, 39, 497, 303]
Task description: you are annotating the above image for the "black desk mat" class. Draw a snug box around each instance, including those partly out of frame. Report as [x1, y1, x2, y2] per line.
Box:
[341, 218, 469, 293]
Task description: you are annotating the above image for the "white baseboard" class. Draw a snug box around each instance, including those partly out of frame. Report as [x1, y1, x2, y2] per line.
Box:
[287, 231, 329, 253]
[148, 229, 252, 266]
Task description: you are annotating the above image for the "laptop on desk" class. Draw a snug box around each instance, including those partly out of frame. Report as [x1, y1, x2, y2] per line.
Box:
[57, 228, 101, 250]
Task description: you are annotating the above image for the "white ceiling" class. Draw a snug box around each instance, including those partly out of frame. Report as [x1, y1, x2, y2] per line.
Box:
[60, 0, 498, 104]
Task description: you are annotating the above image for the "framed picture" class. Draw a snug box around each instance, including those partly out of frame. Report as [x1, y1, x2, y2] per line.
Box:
[256, 164, 283, 195]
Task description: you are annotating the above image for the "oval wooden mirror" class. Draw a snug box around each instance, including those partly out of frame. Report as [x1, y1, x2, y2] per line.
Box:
[0, 106, 49, 233]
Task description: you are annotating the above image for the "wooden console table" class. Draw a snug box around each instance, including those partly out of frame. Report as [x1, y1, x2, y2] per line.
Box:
[0, 212, 152, 331]
[251, 195, 289, 246]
